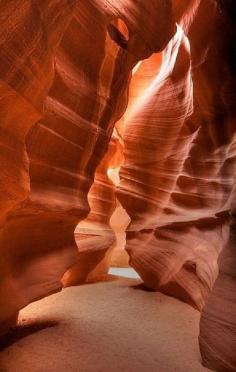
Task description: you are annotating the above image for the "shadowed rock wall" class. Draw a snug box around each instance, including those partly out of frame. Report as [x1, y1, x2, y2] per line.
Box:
[0, 1, 235, 370]
[0, 0, 175, 332]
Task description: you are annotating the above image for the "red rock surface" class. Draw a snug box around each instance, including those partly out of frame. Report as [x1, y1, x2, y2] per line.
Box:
[118, 0, 232, 311]
[0, 0, 175, 331]
[0, 1, 235, 371]
[199, 219, 236, 372]
[62, 137, 120, 286]
[0, 0, 76, 334]
[117, 0, 236, 369]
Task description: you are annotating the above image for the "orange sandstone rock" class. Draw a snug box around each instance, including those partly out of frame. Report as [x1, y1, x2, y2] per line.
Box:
[0, 0, 175, 332]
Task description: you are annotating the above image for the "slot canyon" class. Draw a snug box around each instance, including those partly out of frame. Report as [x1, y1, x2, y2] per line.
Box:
[0, 0, 235, 371]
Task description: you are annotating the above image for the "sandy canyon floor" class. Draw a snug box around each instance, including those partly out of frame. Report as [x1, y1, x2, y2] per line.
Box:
[0, 269, 210, 372]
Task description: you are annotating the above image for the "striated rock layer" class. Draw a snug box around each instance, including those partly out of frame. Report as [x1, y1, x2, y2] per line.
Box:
[199, 2, 236, 371]
[199, 215, 236, 372]
[0, 0, 76, 334]
[118, 0, 236, 310]
[117, 0, 236, 369]
[63, 137, 120, 286]
[0, 0, 175, 332]
[0, 1, 235, 370]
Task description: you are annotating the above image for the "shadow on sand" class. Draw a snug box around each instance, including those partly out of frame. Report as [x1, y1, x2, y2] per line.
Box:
[0, 319, 59, 351]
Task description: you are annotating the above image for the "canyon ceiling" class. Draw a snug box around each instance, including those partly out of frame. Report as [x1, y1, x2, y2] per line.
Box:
[0, 0, 235, 371]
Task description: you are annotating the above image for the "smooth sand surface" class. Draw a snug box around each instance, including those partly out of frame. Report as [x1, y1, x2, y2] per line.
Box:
[0, 271, 210, 372]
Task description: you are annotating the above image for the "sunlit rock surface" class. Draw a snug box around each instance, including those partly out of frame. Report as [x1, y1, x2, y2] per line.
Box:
[0, 1, 235, 371]
[0, 0, 175, 332]
[118, 0, 236, 310]
[63, 137, 120, 286]
[116, 1, 236, 369]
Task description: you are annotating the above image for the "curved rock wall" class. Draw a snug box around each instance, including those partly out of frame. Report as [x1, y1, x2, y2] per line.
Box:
[199, 1, 236, 370]
[0, 1, 235, 370]
[117, 0, 236, 369]
[199, 215, 236, 372]
[0, 0, 76, 333]
[0, 0, 175, 332]
[117, 0, 236, 310]
[63, 137, 120, 286]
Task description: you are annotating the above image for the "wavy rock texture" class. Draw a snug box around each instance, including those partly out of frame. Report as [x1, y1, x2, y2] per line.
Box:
[111, 52, 163, 267]
[117, 0, 236, 369]
[1, 1, 234, 370]
[199, 2, 236, 371]
[0, 0, 76, 333]
[0, 0, 175, 332]
[63, 137, 120, 286]
[199, 215, 236, 372]
[118, 0, 236, 310]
